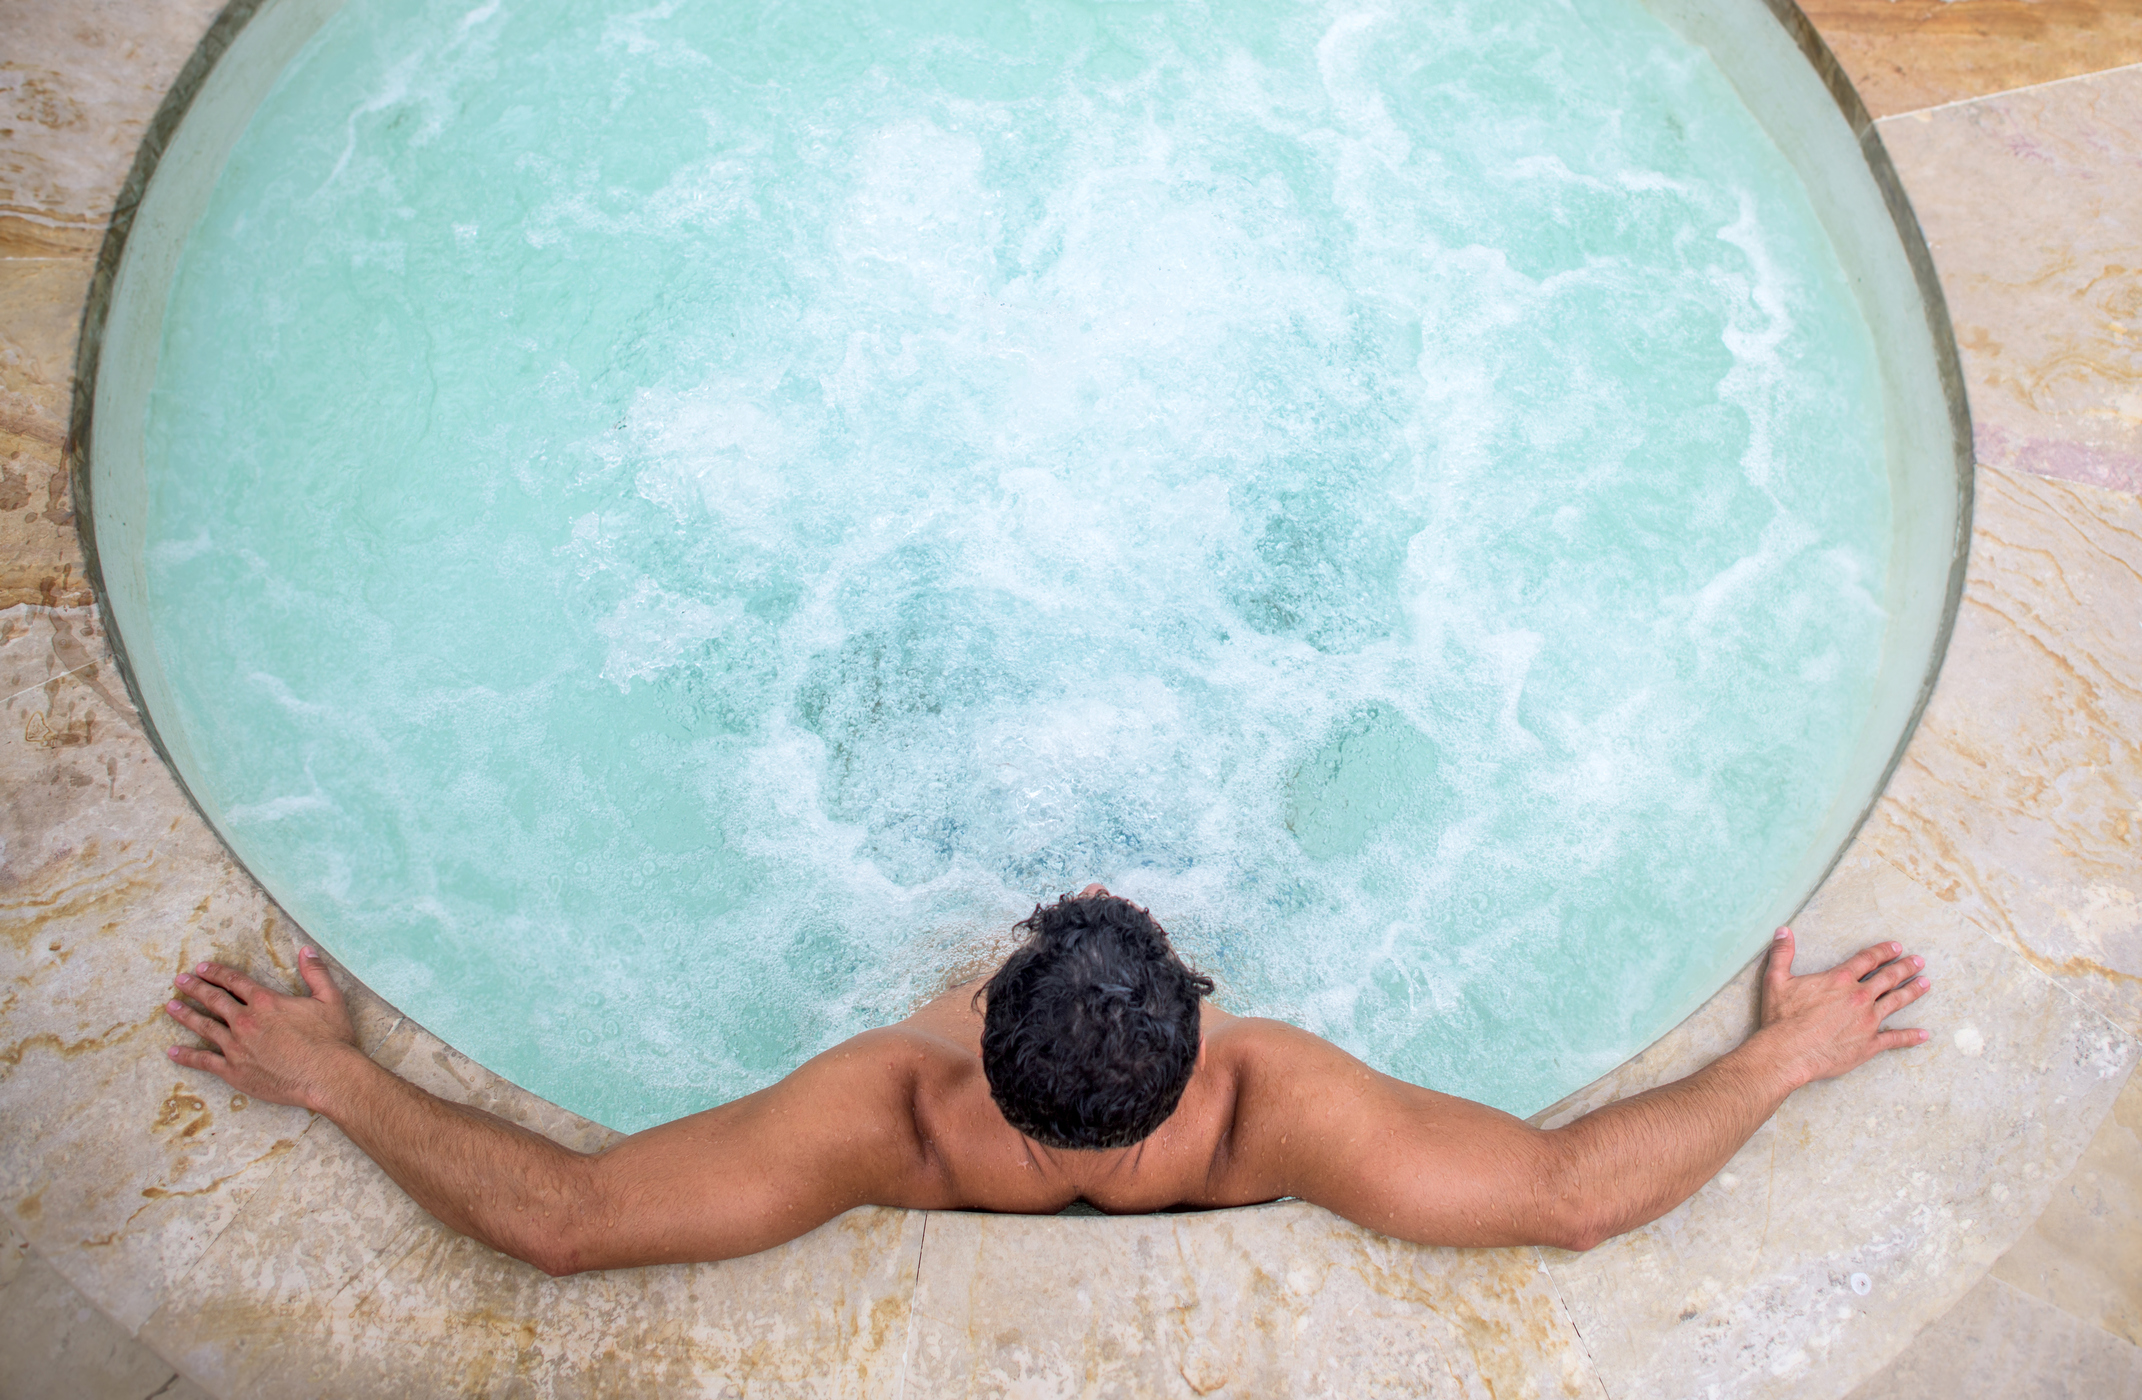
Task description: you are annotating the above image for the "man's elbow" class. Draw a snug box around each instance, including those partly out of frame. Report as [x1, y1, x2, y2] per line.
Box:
[522, 1236, 590, 1279]
[1541, 1214, 1611, 1254]
[502, 1165, 607, 1278]
[1530, 1142, 1617, 1253]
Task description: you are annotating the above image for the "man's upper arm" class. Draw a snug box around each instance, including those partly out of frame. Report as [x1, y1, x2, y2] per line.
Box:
[1233, 1022, 1581, 1250]
[562, 1029, 940, 1269]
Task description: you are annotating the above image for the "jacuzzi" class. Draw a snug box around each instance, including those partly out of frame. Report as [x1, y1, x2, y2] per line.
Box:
[76, 0, 1970, 1136]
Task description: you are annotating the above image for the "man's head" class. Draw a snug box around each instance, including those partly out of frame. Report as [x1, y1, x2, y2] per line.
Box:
[980, 886, 1215, 1151]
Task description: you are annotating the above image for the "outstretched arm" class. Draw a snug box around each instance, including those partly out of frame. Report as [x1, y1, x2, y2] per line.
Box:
[1253, 927, 1931, 1251]
[1537, 927, 1929, 1246]
[164, 950, 941, 1274]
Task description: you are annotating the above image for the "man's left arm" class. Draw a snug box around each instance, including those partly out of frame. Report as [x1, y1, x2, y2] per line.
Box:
[1241, 925, 1931, 1251]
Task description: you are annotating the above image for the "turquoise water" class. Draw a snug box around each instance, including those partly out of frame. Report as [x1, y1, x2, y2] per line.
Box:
[143, 0, 1890, 1131]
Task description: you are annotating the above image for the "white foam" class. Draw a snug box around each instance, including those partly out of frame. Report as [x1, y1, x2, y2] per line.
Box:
[596, 580, 742, 687]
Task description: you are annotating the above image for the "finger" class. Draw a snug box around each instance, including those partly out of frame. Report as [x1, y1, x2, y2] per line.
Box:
[1876, 974, 1932, 1014]
[1873, 1025, 1932, 1053]
[164, 998, 233, 1050]
[1838, 942, 1901, 983]
[1862, 956, 1924, 998]
[1764, 927, 1795, 985]
[165, 1043, 231, 1074]
[194, 961, 271, 1005]
[297, 947, 345, 1005]
[175, 972, 245, 1021]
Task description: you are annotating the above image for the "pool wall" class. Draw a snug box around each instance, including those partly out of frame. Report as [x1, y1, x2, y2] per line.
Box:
[7, 0, 2139, 1396]
[1631, 0, 1977, 1042]
[72, 0, 342, 831]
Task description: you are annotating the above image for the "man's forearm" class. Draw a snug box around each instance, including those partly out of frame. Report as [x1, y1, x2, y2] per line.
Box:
[310, 1047, 598, 1275]
[1542, 1029, 1803, 1249]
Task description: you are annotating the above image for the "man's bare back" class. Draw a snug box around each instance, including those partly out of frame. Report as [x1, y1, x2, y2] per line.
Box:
[161, 885, 1931, 1274]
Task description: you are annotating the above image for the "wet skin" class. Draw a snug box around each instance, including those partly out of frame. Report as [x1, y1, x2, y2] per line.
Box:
[163, 885, 1931, 1274]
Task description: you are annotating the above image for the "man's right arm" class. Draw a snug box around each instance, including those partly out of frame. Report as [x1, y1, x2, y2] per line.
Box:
[1238, 926, 1931, 1251]
[165, 950, 952, 1274]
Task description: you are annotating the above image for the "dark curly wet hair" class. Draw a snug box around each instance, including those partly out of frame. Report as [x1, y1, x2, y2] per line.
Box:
[979, 891, 1215, 1151]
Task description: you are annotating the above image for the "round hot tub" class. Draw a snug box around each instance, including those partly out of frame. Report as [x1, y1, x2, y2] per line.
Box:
[81, 0, 1968, 1133]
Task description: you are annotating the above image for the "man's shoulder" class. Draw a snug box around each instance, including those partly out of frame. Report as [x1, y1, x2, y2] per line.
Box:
[1203, 1013, 1381, 1127]
[1206, 1013, 1342, 1068]
[811, 1024, 975, 1080]
[798, 1023, 988, 1123]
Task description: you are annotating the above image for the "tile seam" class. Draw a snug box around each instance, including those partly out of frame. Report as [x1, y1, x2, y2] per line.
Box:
[1528, 1243, 1613, 1400]
[0, 657, 101, 706]
[1986, 1256, 2142, 1360]
[1979, 1272, 2142, 1362]
[1871, 57, 2142, 125]
[890, 1210, 928, 1400]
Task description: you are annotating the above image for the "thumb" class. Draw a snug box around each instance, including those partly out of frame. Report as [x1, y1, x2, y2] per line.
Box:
[298, 947, 345, 1005]
[1765, 926, 1796, 986]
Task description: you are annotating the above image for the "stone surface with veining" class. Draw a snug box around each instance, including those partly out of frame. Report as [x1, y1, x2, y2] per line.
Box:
[0, 603, 407, 1331]
[1843, 1273, 2142, 1400]
[1799, 1, 2142, 119]
[906, 1205, 1603, 1400]
[0, 1218, 211, 1400]
[1989, 1066, 2142, 1348]
[1881, 71, 2142, 494]
[1540, 850, 2137, 1400]
[1859, 467, 2142, 1036]
[0, 259, 91, 609]
[0, 0, 228, 257]
[136, 1088, 927, 1399]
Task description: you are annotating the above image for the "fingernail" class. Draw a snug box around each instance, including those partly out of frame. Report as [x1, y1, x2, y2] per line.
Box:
[1775, 927, 1790, 940]
[166, 999, 183, 1012]
[174, 973, 190, 984]
[1919, 1029, 1932, 1043]
[1918, 977, 1931, 989]
[1913, 956, 1925, 969]
[301, 947, 315, 959]
[196, 963, 209, 974]
[165, 1046, 180, 1059]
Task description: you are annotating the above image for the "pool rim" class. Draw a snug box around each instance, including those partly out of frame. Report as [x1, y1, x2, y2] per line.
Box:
[64, 0, 1977, 1137]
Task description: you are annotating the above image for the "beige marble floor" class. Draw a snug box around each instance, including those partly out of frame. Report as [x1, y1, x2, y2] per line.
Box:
[0, 1219, 211, 1400]
[5, 1, 2142, 1396]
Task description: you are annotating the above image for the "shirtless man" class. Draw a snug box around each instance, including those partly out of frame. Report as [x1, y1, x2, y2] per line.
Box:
[161, 885, 1931, 1274]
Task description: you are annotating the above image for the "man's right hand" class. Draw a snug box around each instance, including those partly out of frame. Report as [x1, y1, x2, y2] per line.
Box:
[165, 947, 365, 1113]
[1752, 926, 1932, 1090]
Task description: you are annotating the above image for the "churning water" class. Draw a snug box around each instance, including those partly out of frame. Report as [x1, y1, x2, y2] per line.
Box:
[145, 0, 1889, 1130]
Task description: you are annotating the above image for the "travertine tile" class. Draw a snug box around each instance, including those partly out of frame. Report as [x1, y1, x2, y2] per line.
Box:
[0, 1219, 205, 1400]
[1799, 2, 2142, 118]
[0, 255, 92, 608]
[1842, 1273, 2142, 1400]
[1860, 467, 2142, 1035]
[0, 603, 403, 1331]
[1880, 71, 2142, 493]
[0, 0, 228, 255]
[1990, 1064, 2142, 1346]
[907, 1203, 1603, 1400]
[1542, 850, 2137, 1400]
[138, 1104, 925, 1400]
